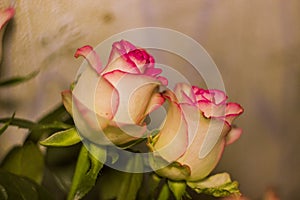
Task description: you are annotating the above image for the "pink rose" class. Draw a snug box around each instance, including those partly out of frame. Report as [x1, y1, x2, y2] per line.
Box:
[63, 40, 167, 145]
[0, 7, 14, 63]
[149, 83, 243, 181]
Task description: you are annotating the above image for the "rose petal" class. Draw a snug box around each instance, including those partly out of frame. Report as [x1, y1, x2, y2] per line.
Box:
[174, 83, 197, 105]
[225, 103, 244, 125]
[94, 77, 119, 120]
[103, 70, 161, 124]
[73, 64, 119, 121]
[71, 64, 118, 144]
[177, 117, 230, 181]
[128, 49, 155, 72]
[72, 95, 112, 145]
[75, 45, 103, 74]
[102, 55, 140, 74]
[73, 95, 109, 131]
[193, 88, 227, 105]
[153, 90, 189, 162]
[207, 89, 228, 105]
[197, 101, 226, 118]
[180, 104, 201, 146]
[0, 7, 15, 30]
[144, 67, 162, 77]
[225, 127, 243, 146]
[144, 93, 165, 116]
[104, 40, 140, 74]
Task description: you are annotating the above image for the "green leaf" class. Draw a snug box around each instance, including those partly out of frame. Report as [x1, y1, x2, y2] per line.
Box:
[37, 104, 71, 125]
[157, 183, 170, 200]
[67, 145, 106, 200]
[33, 121, 73, 130]
[187, 172, 241, 197]
[0, 70, 39, 87]
[1, 141, 44, 184]
[99, 155, 143, 200]
[0, 113, 15, 136]
[26, 104, 72, 142]
[0, 169, 53, 200]
[40, 128, 81, 147]
[168, 180, 186, 200]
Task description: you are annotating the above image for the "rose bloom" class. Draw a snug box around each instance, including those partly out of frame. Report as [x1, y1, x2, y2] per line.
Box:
[0, 7, 14, 63]
[63, 40, 167, 145]
[148, 83, 243, 181]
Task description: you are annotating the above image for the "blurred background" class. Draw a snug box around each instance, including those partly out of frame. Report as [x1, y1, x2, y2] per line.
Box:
[0, 0, 299, 199]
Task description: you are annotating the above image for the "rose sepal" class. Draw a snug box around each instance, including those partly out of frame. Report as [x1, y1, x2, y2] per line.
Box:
[187, 172, 241, 197]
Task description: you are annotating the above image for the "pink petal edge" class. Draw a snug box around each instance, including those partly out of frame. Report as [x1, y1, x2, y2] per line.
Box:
[74, 45, 103, 75]
[0, 7, 15, 30]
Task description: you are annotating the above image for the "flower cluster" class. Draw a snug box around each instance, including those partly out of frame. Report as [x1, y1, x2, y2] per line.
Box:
[63, 40, 243, 182]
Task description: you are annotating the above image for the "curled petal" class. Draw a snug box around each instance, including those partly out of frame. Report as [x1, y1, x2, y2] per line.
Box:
[75, 45, 103, 74]
[144, 67, 162, 77]
[224, 103, 244, 125]
[156, 76, 168, 86]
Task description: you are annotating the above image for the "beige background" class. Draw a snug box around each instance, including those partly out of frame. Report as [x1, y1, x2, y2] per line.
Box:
[0, 0, 299, 199]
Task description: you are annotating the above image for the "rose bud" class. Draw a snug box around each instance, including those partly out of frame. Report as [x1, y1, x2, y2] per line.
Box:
[148, 83, 243, 181]
[63, 40, 167, 146]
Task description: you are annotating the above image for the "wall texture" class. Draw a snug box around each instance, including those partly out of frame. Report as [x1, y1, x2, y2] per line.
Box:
[0, 0, 299, 199]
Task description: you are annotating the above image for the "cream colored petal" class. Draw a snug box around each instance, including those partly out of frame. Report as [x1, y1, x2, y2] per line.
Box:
[72, 64, 118, 145]
[144, 92, 165, 116]
[153, 92, 188, 163]
[94, 77, 119, 120]
[177, 117, 230, 181]
[174, 83, 196, 104]
[103, 70, 161, 125]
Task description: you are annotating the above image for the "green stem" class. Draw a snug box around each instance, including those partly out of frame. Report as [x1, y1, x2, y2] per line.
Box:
[0, 117, 37, 130]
